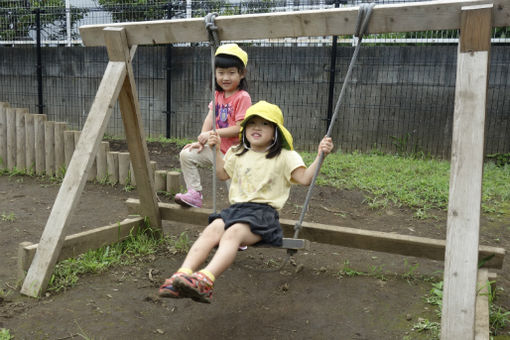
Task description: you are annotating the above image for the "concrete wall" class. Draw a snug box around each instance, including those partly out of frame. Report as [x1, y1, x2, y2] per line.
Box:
[0, 45, 508, 156]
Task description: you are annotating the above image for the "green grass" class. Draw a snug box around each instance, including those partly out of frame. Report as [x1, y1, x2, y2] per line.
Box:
[0, 212, 16, 222]
[301, 150, 510, 216]
[47, 229, 191, 293]
[103, 134, 193, 149]
[0, 329, 12, 340]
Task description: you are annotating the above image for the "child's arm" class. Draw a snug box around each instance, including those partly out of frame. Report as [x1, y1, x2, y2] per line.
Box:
[197, 109, 214, 145]
[208, 132, 230, 181]
[291, 136, 334, 185]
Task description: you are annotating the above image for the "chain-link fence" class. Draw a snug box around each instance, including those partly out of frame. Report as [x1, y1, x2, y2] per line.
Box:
[1, 1, 509, 157]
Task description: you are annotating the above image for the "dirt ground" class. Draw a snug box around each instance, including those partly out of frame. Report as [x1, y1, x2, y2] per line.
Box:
[1, 141, 509, 340]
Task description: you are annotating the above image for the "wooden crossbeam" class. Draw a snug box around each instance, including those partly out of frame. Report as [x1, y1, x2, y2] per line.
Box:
[125, 199, 505, 269]
[441, 5, 493, 340]
[79, 0, 510, 47]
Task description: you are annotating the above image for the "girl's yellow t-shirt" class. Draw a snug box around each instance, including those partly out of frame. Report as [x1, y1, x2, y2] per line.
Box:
[223, 147, 305, 210]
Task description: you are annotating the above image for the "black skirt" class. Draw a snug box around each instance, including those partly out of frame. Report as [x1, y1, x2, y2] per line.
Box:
[208, 202, 283, 247]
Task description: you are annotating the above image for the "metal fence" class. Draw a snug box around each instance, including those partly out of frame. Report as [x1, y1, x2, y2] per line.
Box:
[2, 0, 510, 46]
[0, 0, 509, 157]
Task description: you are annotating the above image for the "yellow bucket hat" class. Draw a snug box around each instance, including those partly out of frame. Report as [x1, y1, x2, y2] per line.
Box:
[215, 43, 248, 67]
[240, 101, 294, 150]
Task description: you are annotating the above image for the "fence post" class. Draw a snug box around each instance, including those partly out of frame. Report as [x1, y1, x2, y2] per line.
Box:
[326, 0, 342, 133]
[165, 3, 173, 138]
[35, 8, 44, 115]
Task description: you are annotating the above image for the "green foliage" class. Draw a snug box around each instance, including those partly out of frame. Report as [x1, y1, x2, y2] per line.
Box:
[47, 228, 190, 293]
[337, 260, 365, 278]
[302, 150, 510, 216]
[0, 211, 16, 222]
[0, 1, 87, 41]
[421, 279, 510, 336]
[487, 153, 510, 167]
[96, 0, 180, 23]
[145, 135, 193, 149]
[0, 328, 13, 340]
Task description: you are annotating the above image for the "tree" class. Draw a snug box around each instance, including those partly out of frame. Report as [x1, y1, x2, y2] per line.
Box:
[0, 0, 87, 42]
[95, 0, 281, 24]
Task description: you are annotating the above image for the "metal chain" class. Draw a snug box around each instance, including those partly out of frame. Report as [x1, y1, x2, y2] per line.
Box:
[205, 12, 219, 213]
[289, 3, 375, 254]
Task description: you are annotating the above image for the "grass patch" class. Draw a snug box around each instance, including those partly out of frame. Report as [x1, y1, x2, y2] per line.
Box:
[420, 279, 510, 337]
[47, 230, 191, 293]
[301, 150, 510, 216]
[103, 134, 193, 149]
[0, 212, 16, 222]
[0, 329, 13, 340]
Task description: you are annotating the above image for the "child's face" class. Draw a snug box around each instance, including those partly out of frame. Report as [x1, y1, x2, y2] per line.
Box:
[245, 116, 275, 152]
[215, 67, 244, 96]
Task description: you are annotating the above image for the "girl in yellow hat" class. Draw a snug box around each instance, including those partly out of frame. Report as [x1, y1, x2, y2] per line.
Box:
[175, 43, 251, 208]
[159, 101, 333, 303]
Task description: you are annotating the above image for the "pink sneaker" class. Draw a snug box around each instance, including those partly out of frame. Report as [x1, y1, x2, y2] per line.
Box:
[175, 189, 203, 208]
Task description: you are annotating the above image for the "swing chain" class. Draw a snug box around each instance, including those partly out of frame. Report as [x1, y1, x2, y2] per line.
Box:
[205, 12, 220, 213]
[205, 12, 220, 48]
[289, 3, 375, 254]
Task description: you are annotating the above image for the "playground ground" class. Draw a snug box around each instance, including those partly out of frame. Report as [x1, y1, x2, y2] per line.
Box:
[1, 141, 509, 339]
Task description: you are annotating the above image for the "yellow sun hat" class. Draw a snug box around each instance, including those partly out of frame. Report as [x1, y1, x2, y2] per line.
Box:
[215, 43, 248, 67]
[240, 101, 294, 150]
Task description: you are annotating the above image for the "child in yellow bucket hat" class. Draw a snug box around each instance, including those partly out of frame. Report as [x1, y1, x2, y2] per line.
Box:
[175, 43, 251, 209]
[159, 100, 333, 303]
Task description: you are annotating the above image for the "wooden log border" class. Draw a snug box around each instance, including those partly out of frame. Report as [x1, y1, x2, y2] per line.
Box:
[17, 217, 144, 282]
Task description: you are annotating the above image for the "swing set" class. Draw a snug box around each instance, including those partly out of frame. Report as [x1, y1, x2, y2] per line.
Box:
[18, 1, 510, 339]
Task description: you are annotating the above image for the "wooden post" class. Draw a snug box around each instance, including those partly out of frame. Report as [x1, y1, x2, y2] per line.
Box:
[34, 114, 47, 175]
[474, 269, 490, 340]
[130, 162, 136, 186]
[441, 5, 493, 340]
[107, 151, 119, 184]
[154, 170, 166, 192]
[118, 152, 130, 185]
[44, 121, 55, 177]
[6, 107, 16, 171]
[0, 102, 8, 169]
[17, 241, 34, 284]
[15, 109, 27, 171]
[166, 171, 181, 194]
[96, 141, 109, 182]
[20, 44, 128, 297]
[64, 130, 75, 167]
[25, 114, 36, 172]
[150, 160, 157, 183]
[54, 122, 67, 176]
[107, 27, 161, 228]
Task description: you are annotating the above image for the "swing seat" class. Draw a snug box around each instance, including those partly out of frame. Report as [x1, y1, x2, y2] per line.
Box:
[281, 237, 310, 250]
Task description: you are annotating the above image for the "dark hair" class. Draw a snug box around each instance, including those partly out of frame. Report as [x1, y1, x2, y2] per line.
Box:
[234, 120, 283, 159]
[214, 54, 248, 91]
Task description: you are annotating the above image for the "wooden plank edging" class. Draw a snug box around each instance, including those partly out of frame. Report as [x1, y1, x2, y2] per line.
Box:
[17, 217, 144, 282]
[125, 198, 505, 269]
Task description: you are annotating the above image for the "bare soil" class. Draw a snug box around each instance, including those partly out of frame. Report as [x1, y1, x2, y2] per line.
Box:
[1, 141, 509, 340]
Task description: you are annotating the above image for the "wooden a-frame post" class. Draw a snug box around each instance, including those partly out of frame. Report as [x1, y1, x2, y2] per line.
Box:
[20, 27, 161, 297]
[441, 4, 492, 339]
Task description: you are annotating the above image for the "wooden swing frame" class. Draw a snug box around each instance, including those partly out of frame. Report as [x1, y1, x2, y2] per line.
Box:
[18, 1, 510, 339]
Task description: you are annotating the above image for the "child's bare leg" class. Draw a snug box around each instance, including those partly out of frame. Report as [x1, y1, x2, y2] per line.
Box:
[204, 223, 261, 278]
[180, 219, 225, 271]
